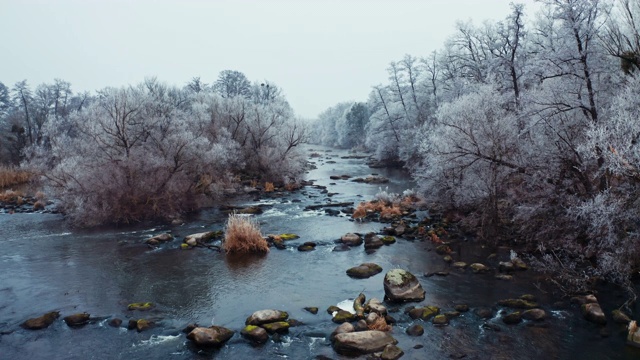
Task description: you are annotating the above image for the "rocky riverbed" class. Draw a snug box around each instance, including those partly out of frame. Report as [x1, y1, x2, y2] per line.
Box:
[1, 145, 639, 360]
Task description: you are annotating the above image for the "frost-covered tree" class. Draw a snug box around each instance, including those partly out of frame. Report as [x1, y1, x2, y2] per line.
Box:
[213, 70, 251, 98]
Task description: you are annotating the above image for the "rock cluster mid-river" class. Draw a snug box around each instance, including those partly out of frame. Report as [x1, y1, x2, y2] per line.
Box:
[1, 146, 639, 359]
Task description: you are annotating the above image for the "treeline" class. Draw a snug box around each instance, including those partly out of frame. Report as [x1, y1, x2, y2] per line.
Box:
[312, 0, 640, 292]
[1, 71, 307, 226]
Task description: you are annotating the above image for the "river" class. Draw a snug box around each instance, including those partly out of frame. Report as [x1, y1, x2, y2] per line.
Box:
[1, 145, 639, 359]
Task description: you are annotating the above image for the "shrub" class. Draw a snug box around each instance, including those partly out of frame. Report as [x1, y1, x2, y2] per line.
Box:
[264, 182, 275, 192]
[367, 316, 392, 331]
[223, 213, 269, 253]
[0, 190, 24, 203]
[0, 166, 33, 189]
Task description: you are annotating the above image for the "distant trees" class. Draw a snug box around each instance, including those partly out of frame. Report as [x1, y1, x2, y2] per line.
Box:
[213, 70, 252, 98]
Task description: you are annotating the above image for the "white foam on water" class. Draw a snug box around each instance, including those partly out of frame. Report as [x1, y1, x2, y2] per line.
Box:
[134, 334, 181, 347]
[335, 299, 355, 314]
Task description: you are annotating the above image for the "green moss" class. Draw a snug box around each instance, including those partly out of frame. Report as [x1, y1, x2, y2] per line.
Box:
[243, 325, 259, 332]
[128, 302, 155, 311]
[278, 233, 300, 240]
[421, 306, 440, 320]
[381, 236, 396, 245]
[385, 269, 414, 286]
[262, 321, 290, 333]
[433, 314, 449, 325]
[180, 243, 190, 249]
[332, 310, 356, 323]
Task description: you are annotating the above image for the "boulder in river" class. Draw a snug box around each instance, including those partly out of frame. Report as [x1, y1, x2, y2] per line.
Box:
[383, 269, 425, 303]
[502, 311, 522, 325]
[497, 298, 538, 309]
[381, 344, 404, 360]
[332, 310, 356, 324]
[346, 263, 383, 279]
[136, 319, 153, 332]
[262, 321, 290, 334]
[341, 233, 363, 246]
[108, 318, 123, 328]
[333, 330, 397, 356]
[128, 302, 155, 311]
[184, 231, 220, 245]
[63, 313, 90, 327]
[469, 263, 489, 273]
[241, 325, 269, 344]
[366, 298, 387, 315]
[145, 233, 173, 245]
[582, 303, 607, 325]
[21, 311, 60, 330]
[304, 307, 319, 314]
[522, 309, 547, 321]
[246, 309, 289, 325]
[364, 233, 384, 250]
[187, 326, 235, 347]
[331, 322, 355, 341]
[297, 242, 317, 251]
[406, 324, 424, 336]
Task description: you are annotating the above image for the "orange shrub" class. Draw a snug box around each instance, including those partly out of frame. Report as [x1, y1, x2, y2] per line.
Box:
[264, 182, 275, 192]
[223, 213, 269, 253]
[0, 166, 33, 189]
[367, 316, 392, 331]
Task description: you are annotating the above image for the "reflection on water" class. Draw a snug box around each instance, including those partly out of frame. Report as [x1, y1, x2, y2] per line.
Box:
[0, 145, 639, 359]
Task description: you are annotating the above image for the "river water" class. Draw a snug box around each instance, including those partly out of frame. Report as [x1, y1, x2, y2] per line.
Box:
[1, 146, 639, 359]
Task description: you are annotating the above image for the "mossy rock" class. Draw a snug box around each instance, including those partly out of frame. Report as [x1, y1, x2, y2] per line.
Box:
[469, 263, 489, 273]
[304, 307, 319, 314]
[241, 325, 269, 344]
[180, 243, 190, 250]
[346, 263, 383, 279]
[278, 233, 300, 240]
[246, 310, 289, 325]
[520, 294, 536, 302]
[454, 304, 469, 312]
[381, 236, 396, 245]
[136, 319, 153, 332]
[497, 298, 538, 309]
[443, 255, 453, 263]
[406, 324, 424, 336]
[432, 314, 449, 325]
[63, 313, 90, 327]
[445, 311, 461, 319]
[452, 262, 467, 269]
[262, 321, 290, 334]
[612, 309, 631, 324]
[332, 310, 356, 324]
[327, 305, 341, 314]
[502, 312, 522, 325]
[128, 302, 155, 311]
[298, 242, 316, 251]
[408, 306, 440, 321]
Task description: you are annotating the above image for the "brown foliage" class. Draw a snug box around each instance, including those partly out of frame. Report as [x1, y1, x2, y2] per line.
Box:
[352, 200, 403, 220]
[223, 213, 269, 254]
[0, 167, 33, 189]
[264, 182, 275, 192]
[367, 316, 392, 331]
[0, 190, 25, 203]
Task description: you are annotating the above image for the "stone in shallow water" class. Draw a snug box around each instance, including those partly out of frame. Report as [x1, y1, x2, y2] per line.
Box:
[383, 269, 425, 303]
[21, 311, 59, 330]
[63, 313, 90, 327]
[333, 330, 397, 356]
[246, 310, 289, 325]
[346, 263, 383, 279]
[187, 326, 235, 347]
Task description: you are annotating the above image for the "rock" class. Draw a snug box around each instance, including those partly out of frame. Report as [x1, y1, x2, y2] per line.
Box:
[354, 319, 369, 331]
[108, 318, 122, 327]
[452, 262, 467, 269]
[304, 307, 319, 315]
[184, 231, 219, 244]
[366, 298, 387, 315]
[522, 309, 547, 321]
[136, 319, 152, 332]
[332, 310, 356, 324]
[327, 305, 341, 315]
[582, 303, 607, 325]
[21, 311, 60, 330]
[286, 319, 303, 327]
[520, 294, 536, 302]
[127, 319, 138, 330]
[454, 304, 469, 312]
[499, 261, 515, 272]
[182, 323, 198, 333]
[237, 206, 263, 215]
[381, 236, 396, 245]
[502, 312, 522, 325]
[512, 258, 528, 270]
[128, 302, 155, 311]
[187, 326, 235, 347]
[627, 321, 640, 347]
[262, 321, 290, 334]
[406, 324, 424, 336]
[146, 233, 173, 245]
[571, 294, 598, 305]
[408, 306, 440, 321]
[246, 310, 289, 325]
[433, 314, 449, 325]
[277, 233, 300, 240]
[63, 313, 90, 327]
[612, 310, 631, 324]
[333, 244, 351, 251]
[497, 298, 538, 309]
[341, 233, 363, 246]
[298, 242, 316, 251]
[381, 344, 404, 360]
[474, 308, 494, 319]
[331, 322, 355, 340]
[333, 330, 398, 356]
[365, 312, 380, 325]
[383, 269, 425, 303]
[241, 325, 269, 344]
[347, 263, 383, 279]
[443, 255, 453, 263]
[364, 233, 384, 250]
[469, 263, 489, 273]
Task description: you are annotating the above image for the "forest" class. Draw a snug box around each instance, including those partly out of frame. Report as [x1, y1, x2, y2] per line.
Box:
[310, 0, 640, 294]
[0, 71, 308, 226]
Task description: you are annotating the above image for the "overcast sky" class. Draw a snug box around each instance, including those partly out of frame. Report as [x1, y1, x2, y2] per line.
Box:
[0, 0, 540, 118]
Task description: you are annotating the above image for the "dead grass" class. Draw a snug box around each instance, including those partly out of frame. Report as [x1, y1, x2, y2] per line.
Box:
[264, 182, 275, 192]
[352, 200, 403, 220]
[0, 166, 33, 189]
[0, 190, 25, 203]
[367, 316, 392, 331]
[223, 213, 269, 254]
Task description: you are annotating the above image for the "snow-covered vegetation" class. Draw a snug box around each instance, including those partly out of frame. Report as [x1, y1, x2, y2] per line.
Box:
[0, 73, 307, 225]
[310, 0, 640, 290]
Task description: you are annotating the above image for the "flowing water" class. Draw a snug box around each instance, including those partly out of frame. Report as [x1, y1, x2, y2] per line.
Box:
[1, 146, 639, 360]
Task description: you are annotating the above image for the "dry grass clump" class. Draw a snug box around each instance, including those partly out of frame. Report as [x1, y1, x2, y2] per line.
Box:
[264, 182, 275, 192]
[0, 166, 33, 189]
[352, 200, 402, 220]
[223, 213, 269, 254]
[0, 190, 25, 203]
[367, 316, 392, 332]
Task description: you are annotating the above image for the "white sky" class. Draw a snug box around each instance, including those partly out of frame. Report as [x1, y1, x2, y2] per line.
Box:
[0, 0, 540, 118]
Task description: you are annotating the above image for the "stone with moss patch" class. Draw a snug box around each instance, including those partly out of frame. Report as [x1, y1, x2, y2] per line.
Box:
[262, 321, 290, 334]
[241, 325, 268, 343]
[21, 311, 60, 330]
[128, 302, 155, 311]
[383, 269, 425, 303]
[246, 309, 289, 325]
[381, 236, 396, 245]
[497, 298, 538, 309]
[333, 310, 356, 323]
[433, 314, 449, 325]
[278, 233, 300, 240]
[347, 263, 383, 279]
